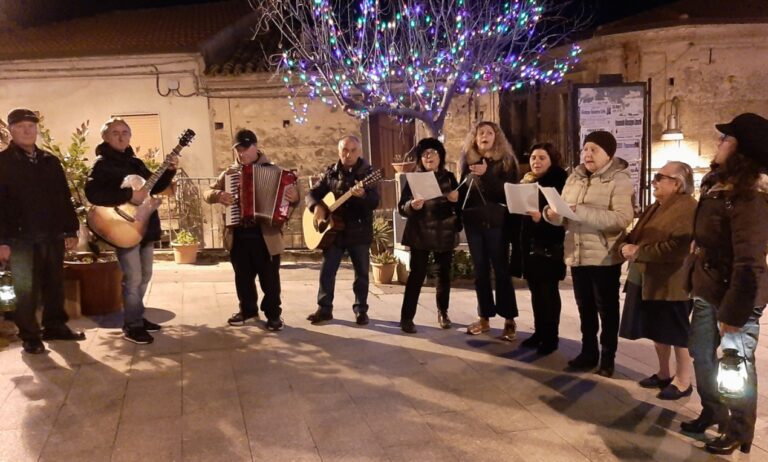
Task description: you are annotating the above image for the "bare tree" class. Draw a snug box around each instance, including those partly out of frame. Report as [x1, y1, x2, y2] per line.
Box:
[252, 0, 584, 136]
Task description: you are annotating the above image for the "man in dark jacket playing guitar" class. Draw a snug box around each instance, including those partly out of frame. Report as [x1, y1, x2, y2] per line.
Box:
[306, 135, 380, 326]
[85, 117, 178, 345]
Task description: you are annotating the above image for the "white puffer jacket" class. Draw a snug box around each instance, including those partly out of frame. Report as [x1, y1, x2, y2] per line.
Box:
[546, 157, 635, 267]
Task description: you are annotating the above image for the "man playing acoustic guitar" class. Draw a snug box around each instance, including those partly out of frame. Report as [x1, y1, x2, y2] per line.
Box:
[305, 135, 380, 326]
[85, 117, 178, 345]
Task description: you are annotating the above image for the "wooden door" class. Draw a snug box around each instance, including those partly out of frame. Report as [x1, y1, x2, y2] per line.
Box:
[368, 115, 415, 209]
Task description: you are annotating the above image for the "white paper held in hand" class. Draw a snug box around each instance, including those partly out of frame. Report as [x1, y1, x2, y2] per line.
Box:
[503, 183, 539, 214]
[405, 172, 443, 200]
[539, 186, 581, 221]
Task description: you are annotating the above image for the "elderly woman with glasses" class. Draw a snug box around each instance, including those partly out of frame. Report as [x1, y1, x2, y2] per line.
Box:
[618, 161, 697, 400]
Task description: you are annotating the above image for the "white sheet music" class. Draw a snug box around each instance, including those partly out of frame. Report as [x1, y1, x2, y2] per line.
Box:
[503, 183, 539, 214]
[539, 186, 581, 222]
[405, 172, 443, 200]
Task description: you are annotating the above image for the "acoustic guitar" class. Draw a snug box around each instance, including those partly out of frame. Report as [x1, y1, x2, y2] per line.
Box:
[302, 169, 383, 250]
[86, 129, 196, 249]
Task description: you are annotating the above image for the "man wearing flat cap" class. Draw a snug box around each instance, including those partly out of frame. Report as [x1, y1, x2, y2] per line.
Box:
[204, 129, 299, 331]
[0, 108, 85, 355]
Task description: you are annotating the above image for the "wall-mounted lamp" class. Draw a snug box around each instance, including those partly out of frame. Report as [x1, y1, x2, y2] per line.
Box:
[661, 96, 684, 141]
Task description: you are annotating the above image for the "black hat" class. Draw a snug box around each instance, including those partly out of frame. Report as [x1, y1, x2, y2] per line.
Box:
[414, 137, 446, 170]
[232, 129, 257, 149]
[584, 130, 617, 157]
[7, 108, 39, 126]
[716, 113, 768, 166]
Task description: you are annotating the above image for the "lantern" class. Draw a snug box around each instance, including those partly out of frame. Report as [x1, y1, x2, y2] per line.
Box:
[0, 268, 14, 312]
[717, 348, 748, 400]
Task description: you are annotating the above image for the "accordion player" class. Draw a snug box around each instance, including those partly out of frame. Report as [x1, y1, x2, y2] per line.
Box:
[225, 164, 298, 228]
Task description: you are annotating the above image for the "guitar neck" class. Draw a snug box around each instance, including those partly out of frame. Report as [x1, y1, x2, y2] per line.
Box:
[328, 188, 357, 213]
[142, 144, 181, 192]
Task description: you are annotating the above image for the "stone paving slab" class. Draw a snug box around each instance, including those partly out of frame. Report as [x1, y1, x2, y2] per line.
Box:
[1, 260, 767, 461]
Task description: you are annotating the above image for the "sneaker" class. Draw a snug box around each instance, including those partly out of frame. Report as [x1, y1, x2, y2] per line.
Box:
[41, 325, 86, 341]
[265, 317, 284, 331]
[123, 326, 154, 345]
[355, 312, 369, 326]
[228, 312, 260, 326]
[501, 319, 517, 342]
[466, 318, 490, 335]
[22, 339, 46, 354]
[143, 318, 162, 332]
[307, 310, 333, 325]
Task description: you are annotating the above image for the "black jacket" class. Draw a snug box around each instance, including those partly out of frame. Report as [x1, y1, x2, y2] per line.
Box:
[0, 142, 79, 244]
[85, 142, 175, 243]
[459, 156, 518, 230]
[510, 166, 568, 281]
[305, 158, 380, 247]
[689, 177, 768, 327]
[398, 169, 461, 252]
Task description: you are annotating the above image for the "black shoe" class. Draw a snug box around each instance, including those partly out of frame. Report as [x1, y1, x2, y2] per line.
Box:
[400, 320, 417, 334]
[265, 317, 284, 331]
[657, 384, 693, 400]
[307, 310, 333, 325]
[22, 339, 46, 354]
[437, 310, 451, 329]
[638, 374, 673, 389]
[355, 312, 369, 326]
[520, 333, 542, 349]
[705, 434, 751, 455]
[566, 352, 599, 371]
[596, 353, 615, 378]
[681, 413, 717, 434]
[143, 318, 162, 332]
[228, 312, 259, 326]
[536, 341, 558, 356]
[123, 326, 154, 345]
[41, 326, 86, 341]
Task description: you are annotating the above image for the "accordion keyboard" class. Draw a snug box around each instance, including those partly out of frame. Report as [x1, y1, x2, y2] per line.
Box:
[224, 171, 241, 227]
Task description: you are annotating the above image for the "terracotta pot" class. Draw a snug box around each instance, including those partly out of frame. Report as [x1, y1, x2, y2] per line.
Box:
[371, 262, 396, 284]
[391, 162, 417, 173]
[63, 259, 122, 316]
[396, 262, 409, 284]
[172, 243, 198, 264]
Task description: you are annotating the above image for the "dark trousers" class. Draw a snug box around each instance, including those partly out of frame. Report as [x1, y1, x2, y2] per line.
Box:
[11, 239, 68, 341]
[527, 278, 561, 344]
[230, 229, 282, 321]
[317, 243, 369, 315]
[400, 249, 452, 322]
[465, 226, 518, 319]
[571, 264, 621, 356]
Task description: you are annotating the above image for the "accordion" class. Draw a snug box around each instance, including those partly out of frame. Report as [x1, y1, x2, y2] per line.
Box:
[225, 164, 298, 227]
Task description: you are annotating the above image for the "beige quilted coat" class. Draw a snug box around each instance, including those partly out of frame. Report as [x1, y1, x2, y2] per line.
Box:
[546, 157, 635, 267]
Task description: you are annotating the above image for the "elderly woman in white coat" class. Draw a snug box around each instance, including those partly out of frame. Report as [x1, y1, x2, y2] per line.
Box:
[545, 131, 634, 377]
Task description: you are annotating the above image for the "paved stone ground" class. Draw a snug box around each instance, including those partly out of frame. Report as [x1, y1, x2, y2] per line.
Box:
[1, 260, 767, 461]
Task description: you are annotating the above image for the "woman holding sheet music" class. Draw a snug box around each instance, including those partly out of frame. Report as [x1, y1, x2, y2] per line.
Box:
[544, 131, 634, 377]
[459, 121, 520, 340]
[398, 138, 461, 333]
[510, 143, 568, 355]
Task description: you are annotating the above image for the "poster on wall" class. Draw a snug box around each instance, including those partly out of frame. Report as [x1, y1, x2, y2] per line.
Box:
[572, 83, 649, 207]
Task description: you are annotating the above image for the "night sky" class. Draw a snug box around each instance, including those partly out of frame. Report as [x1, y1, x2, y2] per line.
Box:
[3, 0, 681, 29]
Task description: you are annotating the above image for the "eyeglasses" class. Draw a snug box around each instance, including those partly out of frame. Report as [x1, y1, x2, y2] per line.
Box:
[421, 149, 439, 157]
[652, 173, 677, 183]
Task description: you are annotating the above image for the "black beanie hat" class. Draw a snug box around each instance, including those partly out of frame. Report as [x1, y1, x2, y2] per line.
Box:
[716, 113, 768, 168]
[414, 137, 446, 170]
[584, 130, 617, 158]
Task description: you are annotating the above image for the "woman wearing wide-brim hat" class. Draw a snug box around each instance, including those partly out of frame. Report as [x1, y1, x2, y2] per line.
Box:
[685, 112, 768, 455]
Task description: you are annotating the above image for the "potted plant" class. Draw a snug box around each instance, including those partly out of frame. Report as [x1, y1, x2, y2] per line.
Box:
[371, 216, 393, 256]
[371, 250, 398, 284]
[396, 258, 409, 284]
[391, 148, 417, 173]
[172, 229, 199, 264]
[39, 119, 123, 316]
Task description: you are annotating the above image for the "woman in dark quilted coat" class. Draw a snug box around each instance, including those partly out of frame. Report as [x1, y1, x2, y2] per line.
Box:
[398, 138, 460, 333]
[685, 113, 768, 456]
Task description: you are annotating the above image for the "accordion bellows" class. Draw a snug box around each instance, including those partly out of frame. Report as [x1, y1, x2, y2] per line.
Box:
[225, 164, 298, 227]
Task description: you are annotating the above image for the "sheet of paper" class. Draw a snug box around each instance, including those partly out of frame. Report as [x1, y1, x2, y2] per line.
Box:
[539, 186, 581, 222]
[405, 172, 443, 200]
[503, 183, 538, 214]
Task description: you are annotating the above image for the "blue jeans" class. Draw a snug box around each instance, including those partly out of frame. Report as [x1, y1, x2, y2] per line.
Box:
[465, 226, 517, 319]
[317, 243, 369, 315]
[116, 242, 154, 329]
[689, 298, 763, 442]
